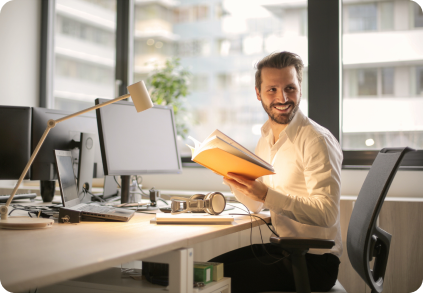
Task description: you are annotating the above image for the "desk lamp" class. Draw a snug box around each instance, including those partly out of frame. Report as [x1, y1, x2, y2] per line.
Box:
[0, 81, 153, 229]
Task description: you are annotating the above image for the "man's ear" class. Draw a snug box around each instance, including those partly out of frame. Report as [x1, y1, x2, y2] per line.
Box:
[255, 87, 261, 101]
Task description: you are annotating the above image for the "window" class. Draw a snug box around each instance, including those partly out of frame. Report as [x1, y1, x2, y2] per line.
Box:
[382, 67, 394, 95]
[357, 68, 378, 96]
[171, 1, 308, 154]
[414, 2, 423, 28]
[379, 2, 394, 31]
[416, 67, 423, 95]
[342, 0, 423, 152]
[345, 2, 394, 33]
[347, 3, 378, 32]
[217, 38, 242, 56]
[53, 0, 116, 112]
[174, 5, 209, 23]
[175, 40, 210, 57]
[191, 74, 209, 92]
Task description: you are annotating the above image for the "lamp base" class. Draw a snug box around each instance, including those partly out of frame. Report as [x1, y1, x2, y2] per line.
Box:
[0, 217, 54, 229]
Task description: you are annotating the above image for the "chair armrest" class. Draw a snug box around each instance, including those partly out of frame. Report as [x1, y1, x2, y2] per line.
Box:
[270, 236, 335, 250]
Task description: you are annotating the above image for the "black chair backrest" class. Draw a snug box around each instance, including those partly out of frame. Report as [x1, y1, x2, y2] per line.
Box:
[347, 147, 414, 293]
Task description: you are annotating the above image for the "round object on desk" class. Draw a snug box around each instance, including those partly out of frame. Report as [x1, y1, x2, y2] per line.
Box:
[0, 217, 54, 229]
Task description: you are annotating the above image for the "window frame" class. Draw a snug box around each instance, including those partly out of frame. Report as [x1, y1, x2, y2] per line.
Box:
[308, 0, 423, 170]
[40, 0, 423, 170]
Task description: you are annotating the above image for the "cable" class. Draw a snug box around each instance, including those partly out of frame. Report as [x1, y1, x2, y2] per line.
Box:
[158, 198, 168, 205]
[114, 176, 121, 188]
[229, 202, 289, 265]
[79, 189, 87, 202]
[85, 189, 105, 203]
[135, 175, 149, 196]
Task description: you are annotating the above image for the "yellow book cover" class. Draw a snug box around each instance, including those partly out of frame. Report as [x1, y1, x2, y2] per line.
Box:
[187, 129, 275, 180]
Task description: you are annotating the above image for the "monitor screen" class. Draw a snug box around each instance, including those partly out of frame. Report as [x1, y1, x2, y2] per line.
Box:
[31, 107, 104, 181]
[0, 106, 31, 180]
[96, 99, 182, 176]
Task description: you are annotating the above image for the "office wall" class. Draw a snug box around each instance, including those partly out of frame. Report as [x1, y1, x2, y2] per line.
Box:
[0, 0, 41, 107]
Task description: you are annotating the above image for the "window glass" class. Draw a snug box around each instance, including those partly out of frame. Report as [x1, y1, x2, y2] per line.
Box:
[416, 66, 423, 95]
[347, 3, 377, 32]
[379, 2, 394, 31]
[357, 68, 378, 96]
[53, 0, 116, 112]
[342, 0, 423, 150]
[382, 67, 394, 95]
[414, 2, 423, 27]
[133, 0, 309, 155]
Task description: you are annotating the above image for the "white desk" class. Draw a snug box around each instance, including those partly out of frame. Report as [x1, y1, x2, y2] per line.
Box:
[0, 207, 270, 292]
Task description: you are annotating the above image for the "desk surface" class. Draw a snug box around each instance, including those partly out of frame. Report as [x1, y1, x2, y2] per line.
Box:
[0, 209, 270, 292]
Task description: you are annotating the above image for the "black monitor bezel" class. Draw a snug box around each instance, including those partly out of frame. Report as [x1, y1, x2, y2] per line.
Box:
[0, 106, 32, 180]
[95, 99, 183, 176]
[31, 107, 104, 181]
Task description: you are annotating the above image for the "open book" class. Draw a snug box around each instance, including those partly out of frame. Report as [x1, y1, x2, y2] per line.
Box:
[187, 130, 275, 180]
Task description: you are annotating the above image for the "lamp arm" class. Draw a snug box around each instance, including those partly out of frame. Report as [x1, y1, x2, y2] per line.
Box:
[55, 94, 130, 123]
[0, 123, 54, 219]
[0, 93, 131, 220]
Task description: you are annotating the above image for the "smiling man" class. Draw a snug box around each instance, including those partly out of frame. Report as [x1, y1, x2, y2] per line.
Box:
[209, 52, 343, 293]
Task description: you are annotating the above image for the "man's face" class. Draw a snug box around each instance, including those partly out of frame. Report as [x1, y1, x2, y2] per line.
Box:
[256, 66, 302, 125]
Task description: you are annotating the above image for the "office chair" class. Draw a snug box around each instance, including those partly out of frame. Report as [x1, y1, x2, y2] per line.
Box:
[267, 147, 415, 293]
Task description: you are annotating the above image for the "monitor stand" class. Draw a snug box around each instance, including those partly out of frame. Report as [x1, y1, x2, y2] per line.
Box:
[121, 175, 131, 203]
[120, 177, 160, 211]
[75, 133, 96, 203]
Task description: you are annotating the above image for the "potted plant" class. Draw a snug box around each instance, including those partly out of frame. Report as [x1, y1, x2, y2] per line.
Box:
[145, 58, 192, 139]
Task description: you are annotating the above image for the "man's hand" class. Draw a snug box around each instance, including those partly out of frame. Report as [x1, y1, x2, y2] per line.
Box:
[223, 173, 268, 203]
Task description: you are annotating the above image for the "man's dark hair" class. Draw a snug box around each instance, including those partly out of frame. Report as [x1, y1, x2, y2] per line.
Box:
[255, 51, 304, 92]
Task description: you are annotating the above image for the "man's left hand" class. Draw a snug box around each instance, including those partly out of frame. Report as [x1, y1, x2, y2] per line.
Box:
[223, 173, 268, 203]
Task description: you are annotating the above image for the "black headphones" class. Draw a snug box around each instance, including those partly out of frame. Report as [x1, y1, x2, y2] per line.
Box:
[170, 192, 226, 215]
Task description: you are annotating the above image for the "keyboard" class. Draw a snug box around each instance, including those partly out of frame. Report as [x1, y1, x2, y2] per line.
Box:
[75, 205, 114, 214]
[0, 193, 37, 203]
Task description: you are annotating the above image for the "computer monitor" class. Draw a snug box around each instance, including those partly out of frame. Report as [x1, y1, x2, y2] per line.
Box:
[31, 107, 105, 200]
[0, 106, 32, 180]
[95, 99, 182, 203]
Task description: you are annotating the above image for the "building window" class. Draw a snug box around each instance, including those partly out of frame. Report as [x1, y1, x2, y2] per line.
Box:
[57, 15, 115, 47]
[217, 72, 253, 90]
[191, 74, 209, 92]
[53, 0, 116, 111]
[217, 38, 242, 56]
[174, 5, 209, 23]
[346, 67, 396, 98]
[345, 2, 395, 33]
[379, 2, 394, 31]
[414, 2, 423, 28]
[348, 3, 378, 32]
[175, 40, 210, 57]
[416, 67, 423, 95]
[357, 68, 378, 96]
[382, 67, 394, 95]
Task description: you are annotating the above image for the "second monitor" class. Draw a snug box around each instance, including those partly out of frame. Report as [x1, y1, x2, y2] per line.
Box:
[95, 99, 182, 203]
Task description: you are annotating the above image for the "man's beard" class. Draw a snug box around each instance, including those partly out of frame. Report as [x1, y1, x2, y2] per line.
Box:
[261, 97, 301, 125]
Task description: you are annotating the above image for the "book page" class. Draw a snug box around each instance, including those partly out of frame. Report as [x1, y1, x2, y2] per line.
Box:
[209, 129, 272, 168]
[197, 136, 273, 171]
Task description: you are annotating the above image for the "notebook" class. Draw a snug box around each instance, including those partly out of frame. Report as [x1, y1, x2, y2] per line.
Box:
[54, 150, 135, 222]
[152, 213, 235, 224]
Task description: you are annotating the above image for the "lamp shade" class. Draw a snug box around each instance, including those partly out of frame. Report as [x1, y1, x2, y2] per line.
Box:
[127, 81, 154, 112]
